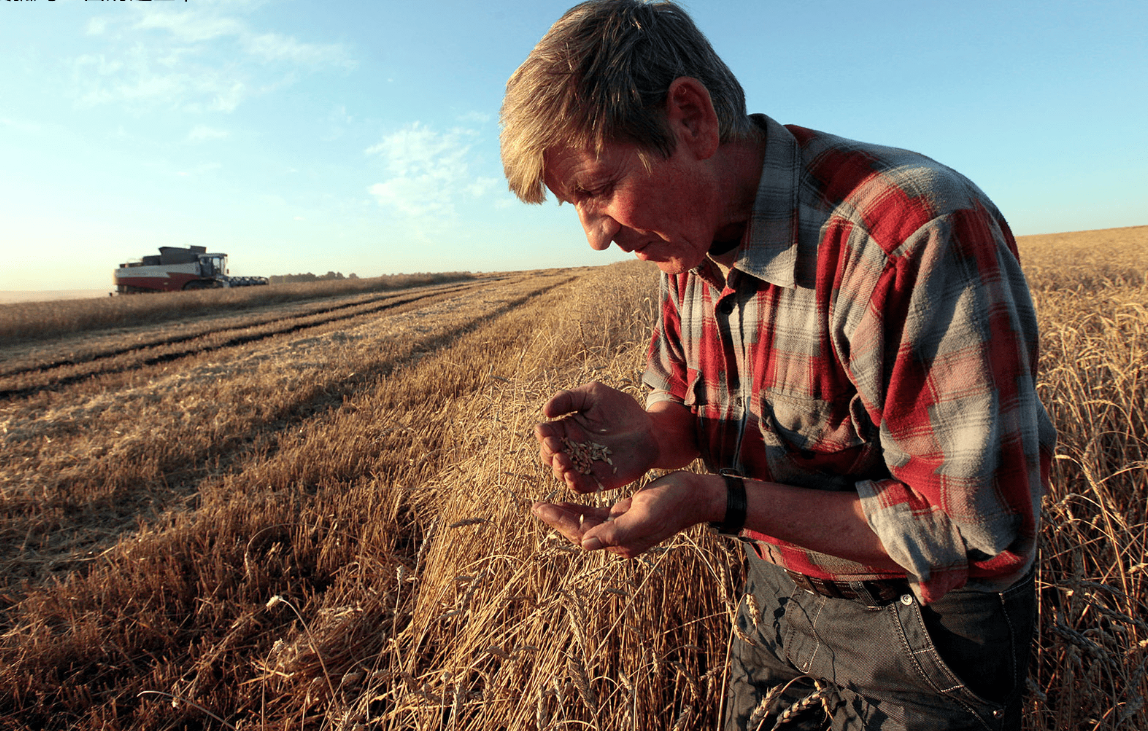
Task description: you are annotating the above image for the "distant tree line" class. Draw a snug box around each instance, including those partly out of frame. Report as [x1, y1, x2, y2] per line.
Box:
[269, 271, 359, 285]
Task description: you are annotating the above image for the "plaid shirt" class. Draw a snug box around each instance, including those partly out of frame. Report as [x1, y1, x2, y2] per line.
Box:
[644, 114, 1056, 603]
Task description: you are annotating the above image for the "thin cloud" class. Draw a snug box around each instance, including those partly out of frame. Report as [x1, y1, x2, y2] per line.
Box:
[1, 116, 45, 135]
[86, 18, 110, 36]
[133, 14, 245, 43]
[67, 9, 354, 115]
[366, 123, 493, 220]
[176, 162, 222, 177]
[457, 111, 492, 125]
[187, 125, 230, 142]
[466, 177, 499, 198]
[321, 105, 354, 142]
[244, 32, 354, 69]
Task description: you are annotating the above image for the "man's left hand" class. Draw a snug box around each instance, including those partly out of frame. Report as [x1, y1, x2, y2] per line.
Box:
[531, 471, 723, 559]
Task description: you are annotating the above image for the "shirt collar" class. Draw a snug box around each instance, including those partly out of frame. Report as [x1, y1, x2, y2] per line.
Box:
[699, 113, 803, 289]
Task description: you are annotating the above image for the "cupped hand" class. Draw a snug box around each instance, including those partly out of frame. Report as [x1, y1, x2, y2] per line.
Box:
[530, 501, 625, 547]
[532, 471, 723, 559]
[534, 381, 659, 493]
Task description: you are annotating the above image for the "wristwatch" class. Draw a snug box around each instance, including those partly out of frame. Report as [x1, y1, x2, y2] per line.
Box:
[708, 470, 747, 535]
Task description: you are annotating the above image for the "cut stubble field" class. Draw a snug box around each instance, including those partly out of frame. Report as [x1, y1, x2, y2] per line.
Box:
[0, 272, 562, 591]
[0, 226, 1145, 730]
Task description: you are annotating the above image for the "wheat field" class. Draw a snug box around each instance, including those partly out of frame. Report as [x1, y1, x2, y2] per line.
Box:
[0, 226, 1144, 730]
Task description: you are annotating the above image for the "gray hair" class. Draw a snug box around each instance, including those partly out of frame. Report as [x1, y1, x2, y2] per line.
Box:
[500, 0, 752, 203]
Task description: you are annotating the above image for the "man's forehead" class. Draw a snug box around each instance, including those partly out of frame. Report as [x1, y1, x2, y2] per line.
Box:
[544, 142, 634, 185]
[542, 146, 604, 196]
[544, 145, 601, 172]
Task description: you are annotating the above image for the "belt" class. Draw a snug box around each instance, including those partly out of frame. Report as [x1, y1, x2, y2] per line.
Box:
[785, 569, 910, 607]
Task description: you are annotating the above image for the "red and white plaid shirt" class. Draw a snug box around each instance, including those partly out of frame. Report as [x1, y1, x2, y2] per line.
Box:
[644, 114, 1056, 603]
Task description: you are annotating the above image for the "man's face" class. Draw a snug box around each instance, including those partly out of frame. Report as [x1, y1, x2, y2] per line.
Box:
[543, 139, 719, 275]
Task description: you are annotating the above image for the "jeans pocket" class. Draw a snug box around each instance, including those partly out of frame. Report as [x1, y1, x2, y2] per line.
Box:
[894, 576, 1036, 725]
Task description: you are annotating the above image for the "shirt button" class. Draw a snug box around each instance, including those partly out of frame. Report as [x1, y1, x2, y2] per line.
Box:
[718, 301, 734, 315]
[900, 594, 913, 606]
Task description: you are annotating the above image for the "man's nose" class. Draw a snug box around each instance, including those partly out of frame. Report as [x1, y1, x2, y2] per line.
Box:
[578, 206, 620, 252]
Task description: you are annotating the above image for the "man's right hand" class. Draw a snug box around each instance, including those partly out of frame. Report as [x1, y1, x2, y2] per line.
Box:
[534, 382, 660, 493]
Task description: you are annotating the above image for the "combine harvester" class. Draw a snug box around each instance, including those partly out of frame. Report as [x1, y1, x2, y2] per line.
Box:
[114, 246, 269, 294]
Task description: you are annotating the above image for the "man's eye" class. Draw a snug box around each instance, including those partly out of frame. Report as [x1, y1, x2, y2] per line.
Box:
[575, 183, 610, 200]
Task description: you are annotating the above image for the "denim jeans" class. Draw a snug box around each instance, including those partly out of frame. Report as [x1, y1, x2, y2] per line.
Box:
[724, 550, 1035, 731]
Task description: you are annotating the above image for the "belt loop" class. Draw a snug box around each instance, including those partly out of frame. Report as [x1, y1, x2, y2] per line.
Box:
[854, 582, 879, 607]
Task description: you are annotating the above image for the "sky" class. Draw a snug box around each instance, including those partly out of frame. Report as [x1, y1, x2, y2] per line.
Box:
[1, 0, 1145, 292]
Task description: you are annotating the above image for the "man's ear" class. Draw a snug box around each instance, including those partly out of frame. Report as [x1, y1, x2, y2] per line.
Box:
[665, 77, 720, 161]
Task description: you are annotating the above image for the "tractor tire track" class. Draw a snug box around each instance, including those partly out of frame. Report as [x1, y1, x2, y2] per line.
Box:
[0, 280, 477, 376]
[0, 279, 510, 401]
[0, 278, 506, 379]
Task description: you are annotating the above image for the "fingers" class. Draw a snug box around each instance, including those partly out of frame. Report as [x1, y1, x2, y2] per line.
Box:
[582, 497, 635, 552]
[542, 388, 575, 420]
[583, 510, 650, 559]
[541, 382, 607, 419]
[537, 382, 637, 493]
[580, 488, 690, 559]
[534, 420, 602, 493]
[608, 496, 633, 519]
[534, 421, 574, 483]
[531, 502, 613, 544]
[531, 497, 655, 559]
[534, 421, 577, 460]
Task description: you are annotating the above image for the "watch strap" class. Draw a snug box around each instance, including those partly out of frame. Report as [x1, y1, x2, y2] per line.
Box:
[708, 472, 747, 535]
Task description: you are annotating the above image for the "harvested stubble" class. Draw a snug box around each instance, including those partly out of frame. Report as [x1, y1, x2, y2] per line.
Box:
[0, 274, 551, 593]
[0, 271, 483, 344]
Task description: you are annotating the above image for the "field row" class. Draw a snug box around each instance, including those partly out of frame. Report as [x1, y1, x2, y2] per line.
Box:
[0, 279, 500, 400]
[0, 271, 482, 344]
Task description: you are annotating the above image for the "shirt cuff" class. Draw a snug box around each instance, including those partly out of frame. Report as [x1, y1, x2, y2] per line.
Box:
[644, 388, 683, 410]
[856, 478, 969, 604]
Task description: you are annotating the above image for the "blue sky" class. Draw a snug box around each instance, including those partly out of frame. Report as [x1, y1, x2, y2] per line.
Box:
[2, 0, 1145, 291]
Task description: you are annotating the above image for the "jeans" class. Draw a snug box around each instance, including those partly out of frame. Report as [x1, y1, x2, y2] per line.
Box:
[724, 550, 1036, 731]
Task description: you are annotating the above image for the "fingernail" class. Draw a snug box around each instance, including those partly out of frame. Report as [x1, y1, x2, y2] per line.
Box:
[582, 536, 603, 551]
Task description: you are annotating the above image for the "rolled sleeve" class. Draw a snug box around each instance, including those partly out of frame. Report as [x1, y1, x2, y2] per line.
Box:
[856, 478, 969, 603]
[644, 386, 683, 410]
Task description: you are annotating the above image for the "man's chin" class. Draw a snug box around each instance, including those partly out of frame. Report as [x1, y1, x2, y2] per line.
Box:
[651, 257, 700, 275]
[630, 247, 703, 275]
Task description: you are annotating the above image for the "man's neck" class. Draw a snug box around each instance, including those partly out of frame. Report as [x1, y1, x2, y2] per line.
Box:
[707, 247, 738, 284]
[707, 122, 767, 269]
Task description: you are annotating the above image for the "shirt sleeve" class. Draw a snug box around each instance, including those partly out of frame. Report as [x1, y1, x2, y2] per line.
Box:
[840, 204, 1054, 603]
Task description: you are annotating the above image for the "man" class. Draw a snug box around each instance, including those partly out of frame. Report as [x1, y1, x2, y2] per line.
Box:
[500, 2, 1056, 729]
